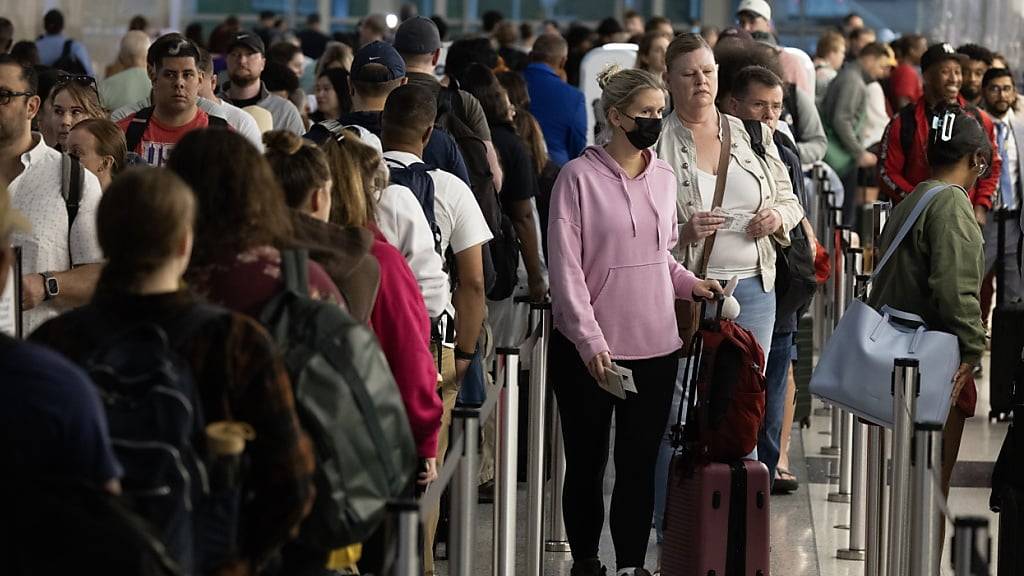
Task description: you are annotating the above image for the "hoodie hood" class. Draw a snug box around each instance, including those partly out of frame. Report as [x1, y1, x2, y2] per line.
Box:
[579, 145, 664, 244]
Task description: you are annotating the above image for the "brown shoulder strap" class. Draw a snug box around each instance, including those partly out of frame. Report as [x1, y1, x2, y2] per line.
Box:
[697, 115, 732, 275]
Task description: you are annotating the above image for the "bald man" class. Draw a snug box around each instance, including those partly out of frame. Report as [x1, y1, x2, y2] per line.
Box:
[99, 30, 152, 111]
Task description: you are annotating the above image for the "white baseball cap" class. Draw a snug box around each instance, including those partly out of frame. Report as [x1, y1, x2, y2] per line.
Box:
[737, 0, 772, 22]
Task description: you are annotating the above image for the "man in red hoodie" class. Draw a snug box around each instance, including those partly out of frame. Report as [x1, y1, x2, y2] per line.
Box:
[879, 42, 1001, 225]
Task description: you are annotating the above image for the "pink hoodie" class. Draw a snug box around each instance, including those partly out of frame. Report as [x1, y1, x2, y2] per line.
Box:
[549, 145, 699, 364]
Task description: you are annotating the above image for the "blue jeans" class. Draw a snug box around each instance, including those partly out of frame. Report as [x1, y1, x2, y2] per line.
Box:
[652, 276, 776, 543]
[757, 331, 795, 483]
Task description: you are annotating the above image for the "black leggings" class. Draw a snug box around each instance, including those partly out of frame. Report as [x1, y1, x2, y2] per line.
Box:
[549, 330, 678, 570]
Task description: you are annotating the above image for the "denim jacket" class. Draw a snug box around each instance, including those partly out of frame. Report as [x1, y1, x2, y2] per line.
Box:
[656, 111, 804, 291]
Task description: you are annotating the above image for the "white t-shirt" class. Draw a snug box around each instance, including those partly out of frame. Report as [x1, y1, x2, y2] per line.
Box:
[9, 134, 103, 334]
[999, 109, 1020, 209]
[375, 183, 449, 319]
[697, 162, 761, 281]
[111, 96, 264, 152]
[383, 150, 493, 316]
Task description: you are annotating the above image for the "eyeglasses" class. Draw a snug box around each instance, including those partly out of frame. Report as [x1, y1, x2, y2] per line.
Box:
[0, 89, 35, 106]
[986, 84, 1015, 95]
[54, 74, 99, 98]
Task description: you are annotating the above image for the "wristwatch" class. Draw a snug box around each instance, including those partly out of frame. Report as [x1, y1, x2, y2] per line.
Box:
[40, 272, 59, 301]
[454, 346, 476, 361]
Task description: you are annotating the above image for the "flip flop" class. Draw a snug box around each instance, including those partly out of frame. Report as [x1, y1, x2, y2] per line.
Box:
[772, 468, 799, 494]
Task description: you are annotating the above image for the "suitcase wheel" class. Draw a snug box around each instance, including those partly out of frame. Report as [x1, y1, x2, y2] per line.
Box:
[712, 490, 722, 509]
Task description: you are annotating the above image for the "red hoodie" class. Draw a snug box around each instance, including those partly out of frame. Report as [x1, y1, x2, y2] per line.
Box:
[879, 95, 1001, 209]
[368, 231, 442, 459]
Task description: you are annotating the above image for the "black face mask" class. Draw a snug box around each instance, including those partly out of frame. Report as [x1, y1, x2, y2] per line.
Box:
[621, 113, 663, 150]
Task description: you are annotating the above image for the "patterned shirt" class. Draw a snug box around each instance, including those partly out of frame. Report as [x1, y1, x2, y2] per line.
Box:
[9, 134, 103, 334]
[116, 108, 214, 167]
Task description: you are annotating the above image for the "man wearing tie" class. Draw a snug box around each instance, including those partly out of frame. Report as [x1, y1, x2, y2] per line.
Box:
[980, 67, 1024, 323]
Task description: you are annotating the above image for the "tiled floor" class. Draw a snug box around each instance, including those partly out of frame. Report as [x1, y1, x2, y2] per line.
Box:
[433, 354, 1010, 576]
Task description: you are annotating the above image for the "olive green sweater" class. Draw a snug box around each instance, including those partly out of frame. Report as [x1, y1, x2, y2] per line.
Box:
[867, 180, 987, 365]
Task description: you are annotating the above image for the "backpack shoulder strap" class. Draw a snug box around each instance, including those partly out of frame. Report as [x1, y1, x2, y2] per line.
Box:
[207, 114, 229, 128]
[279, 249, 311, 296]
[61, 153, 83, 260]
[871, 184, 951, 279]
[60, 39, 74, 59]
[125, 106, 154, 153]
[785, 83, 800, 137]
[899, 103, 918, 158]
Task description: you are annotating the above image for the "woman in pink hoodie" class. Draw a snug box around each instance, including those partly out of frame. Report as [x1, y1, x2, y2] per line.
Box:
[547, 66, 722, 576]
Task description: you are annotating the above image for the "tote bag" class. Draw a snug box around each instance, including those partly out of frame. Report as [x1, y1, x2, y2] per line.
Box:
[809, 184, 960, 428]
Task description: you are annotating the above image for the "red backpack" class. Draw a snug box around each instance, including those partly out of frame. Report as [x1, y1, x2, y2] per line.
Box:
[674, 302, 767, 463]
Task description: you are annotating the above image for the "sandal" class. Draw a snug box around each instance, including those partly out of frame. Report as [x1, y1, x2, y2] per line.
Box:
[772, 468, 799, 494]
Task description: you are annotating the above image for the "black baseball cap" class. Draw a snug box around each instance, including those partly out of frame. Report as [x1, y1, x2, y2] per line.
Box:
[352, 41, 407, 82]
[394, 16, 442, 55]
[228, 31, 265, 55]
[920, 42, 967, 72]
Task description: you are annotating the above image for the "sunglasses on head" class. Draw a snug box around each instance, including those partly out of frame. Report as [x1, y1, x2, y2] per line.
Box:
[54, 74, 99, 97]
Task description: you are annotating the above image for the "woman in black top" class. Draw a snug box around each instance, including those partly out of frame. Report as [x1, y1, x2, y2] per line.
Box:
[461, 64, 547, 302]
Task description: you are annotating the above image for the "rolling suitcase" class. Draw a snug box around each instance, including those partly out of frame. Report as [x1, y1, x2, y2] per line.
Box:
[989, 207, 1024, 421]
[662, 301, 771, 576]
[993, 351, 1023, 575]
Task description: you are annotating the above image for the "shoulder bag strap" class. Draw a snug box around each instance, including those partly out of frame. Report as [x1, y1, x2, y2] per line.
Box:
[871, 184, 951, 280]
[697, 115, 732, 276]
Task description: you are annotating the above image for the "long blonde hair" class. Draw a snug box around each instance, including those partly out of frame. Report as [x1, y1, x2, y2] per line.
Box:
[319, 129, 385, 228]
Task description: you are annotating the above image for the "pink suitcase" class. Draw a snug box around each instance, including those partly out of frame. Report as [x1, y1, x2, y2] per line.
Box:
[661, 457, 770, 576]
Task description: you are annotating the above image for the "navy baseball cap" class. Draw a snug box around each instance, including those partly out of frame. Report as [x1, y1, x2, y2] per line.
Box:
[394, 17, 442, 55]
[352, 41, 407, 82]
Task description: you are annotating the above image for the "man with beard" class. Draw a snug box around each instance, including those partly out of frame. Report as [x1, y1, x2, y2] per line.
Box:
[220, 31, 304, 134]
[116, 34, 227, 166]
[958, 43, 994, 107]
[879, 42, 1001, 224]
[0, 55, 103, 334]
[979, 67, 1024, 321]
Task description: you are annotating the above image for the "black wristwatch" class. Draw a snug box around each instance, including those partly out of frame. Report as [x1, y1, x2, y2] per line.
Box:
[454, 346, 476, 361]
[40, 272, 59, 301]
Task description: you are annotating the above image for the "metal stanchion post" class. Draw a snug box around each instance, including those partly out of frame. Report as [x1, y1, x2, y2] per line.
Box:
[813, 171, 834, 356]
[525, 303, 550, 576]
[546, 408, 571, 553]
[839, 417, 867, 559]
[952, 517, 991, 575]
[887, 359, 918, 576]
[909, 418, 942, 576]
[831, 246, 862, 510]
[829, 411, 853, 503]
[449, 407, 480, 576]
[492, 349, 519, 576]
[865, 425, 887, 576]
[390, 501, 420, 576]
[822, 221, 846, 459]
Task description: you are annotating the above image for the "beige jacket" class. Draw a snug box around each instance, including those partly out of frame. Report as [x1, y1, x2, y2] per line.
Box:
[656, 111, 804, 291]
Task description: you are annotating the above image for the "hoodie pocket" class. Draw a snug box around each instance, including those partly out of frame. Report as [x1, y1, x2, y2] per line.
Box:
[591, 262, 677, 356]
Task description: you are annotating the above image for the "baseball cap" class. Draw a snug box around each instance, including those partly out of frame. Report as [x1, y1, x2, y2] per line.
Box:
[228, 31, 265, 55]
[0, 186, 29, 239]
[351, 41, 406, 82]
[736, 0, 772, 22]
[394, 16, 442, 55]
[920, 42, 968, 72]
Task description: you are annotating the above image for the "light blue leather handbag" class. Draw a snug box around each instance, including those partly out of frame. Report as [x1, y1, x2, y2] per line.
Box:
[810, 184, 961, 428]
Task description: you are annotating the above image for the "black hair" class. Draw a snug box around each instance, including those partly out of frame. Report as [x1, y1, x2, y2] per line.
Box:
[0, 54, 38, 93]
[482, 10, 505, 33]
[927, 104, 992, 168]
[445, 37, 498, 84]
[0, 17, 13, 52]
[733, 65, 784, 100]
[262, 60, 300, 93]
[269, 42, 301, 64]
[259, 11, 277, 21]
[10, 42, 39, 67]
[566, 24, 594, 50]
[431, 15, 449, 40]
[317, 67, 353, 116]
[597, 17, 623, 38]
[957, 43, 994, 66]
[307, 13, 321, 25]
[983, 67, 1014, 89]
[129, 15, 149, 31]
[43, 10, 64, 35]
[185, 22, 206, 49]
[382, 83, 438, 145]
[147, 33, 201, 71]
[645, 16, 672, 33]
[714, 41, 782, 103]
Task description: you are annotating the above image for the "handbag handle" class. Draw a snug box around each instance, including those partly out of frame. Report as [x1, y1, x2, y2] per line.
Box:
[697, 114, 733, 276]
[879, 304, 927, 326]
[871, 184, 960, 281]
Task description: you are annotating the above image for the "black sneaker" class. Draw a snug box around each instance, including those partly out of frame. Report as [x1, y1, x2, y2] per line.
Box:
[570, 558, 607, 576]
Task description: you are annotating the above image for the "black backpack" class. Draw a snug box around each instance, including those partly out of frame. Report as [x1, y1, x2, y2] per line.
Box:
[742, 119, 817, 320]
[53, 39, 88, 75]
[780, 84, 802, 144]
[125, 106, 229, 158]
[84, 305, 228, 574]
[437, 84, 521, 300]
[388, 158, 444, 257]
[258, 250, 417, 552]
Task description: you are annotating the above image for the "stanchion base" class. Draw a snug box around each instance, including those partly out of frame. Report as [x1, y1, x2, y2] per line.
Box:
[545, 541, 571, 553]
[821, 447, 840, 455]
[827, 492, 851, 503]
[837, 549, 865, 561]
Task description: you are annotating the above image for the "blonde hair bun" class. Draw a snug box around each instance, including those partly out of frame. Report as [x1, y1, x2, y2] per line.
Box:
[262, 130, 304, 156]
[596, 64, 624, 90]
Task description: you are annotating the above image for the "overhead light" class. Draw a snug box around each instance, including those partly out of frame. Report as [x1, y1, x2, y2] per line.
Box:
[386, 13, 399, 28]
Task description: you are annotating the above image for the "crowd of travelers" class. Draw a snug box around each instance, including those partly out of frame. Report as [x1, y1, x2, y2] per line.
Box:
[0, 1, 1015, 574]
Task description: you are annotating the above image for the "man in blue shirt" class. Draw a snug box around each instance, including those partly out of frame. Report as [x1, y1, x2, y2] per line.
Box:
[523, 33, 587, 166]
[35, 9, 95, 76]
